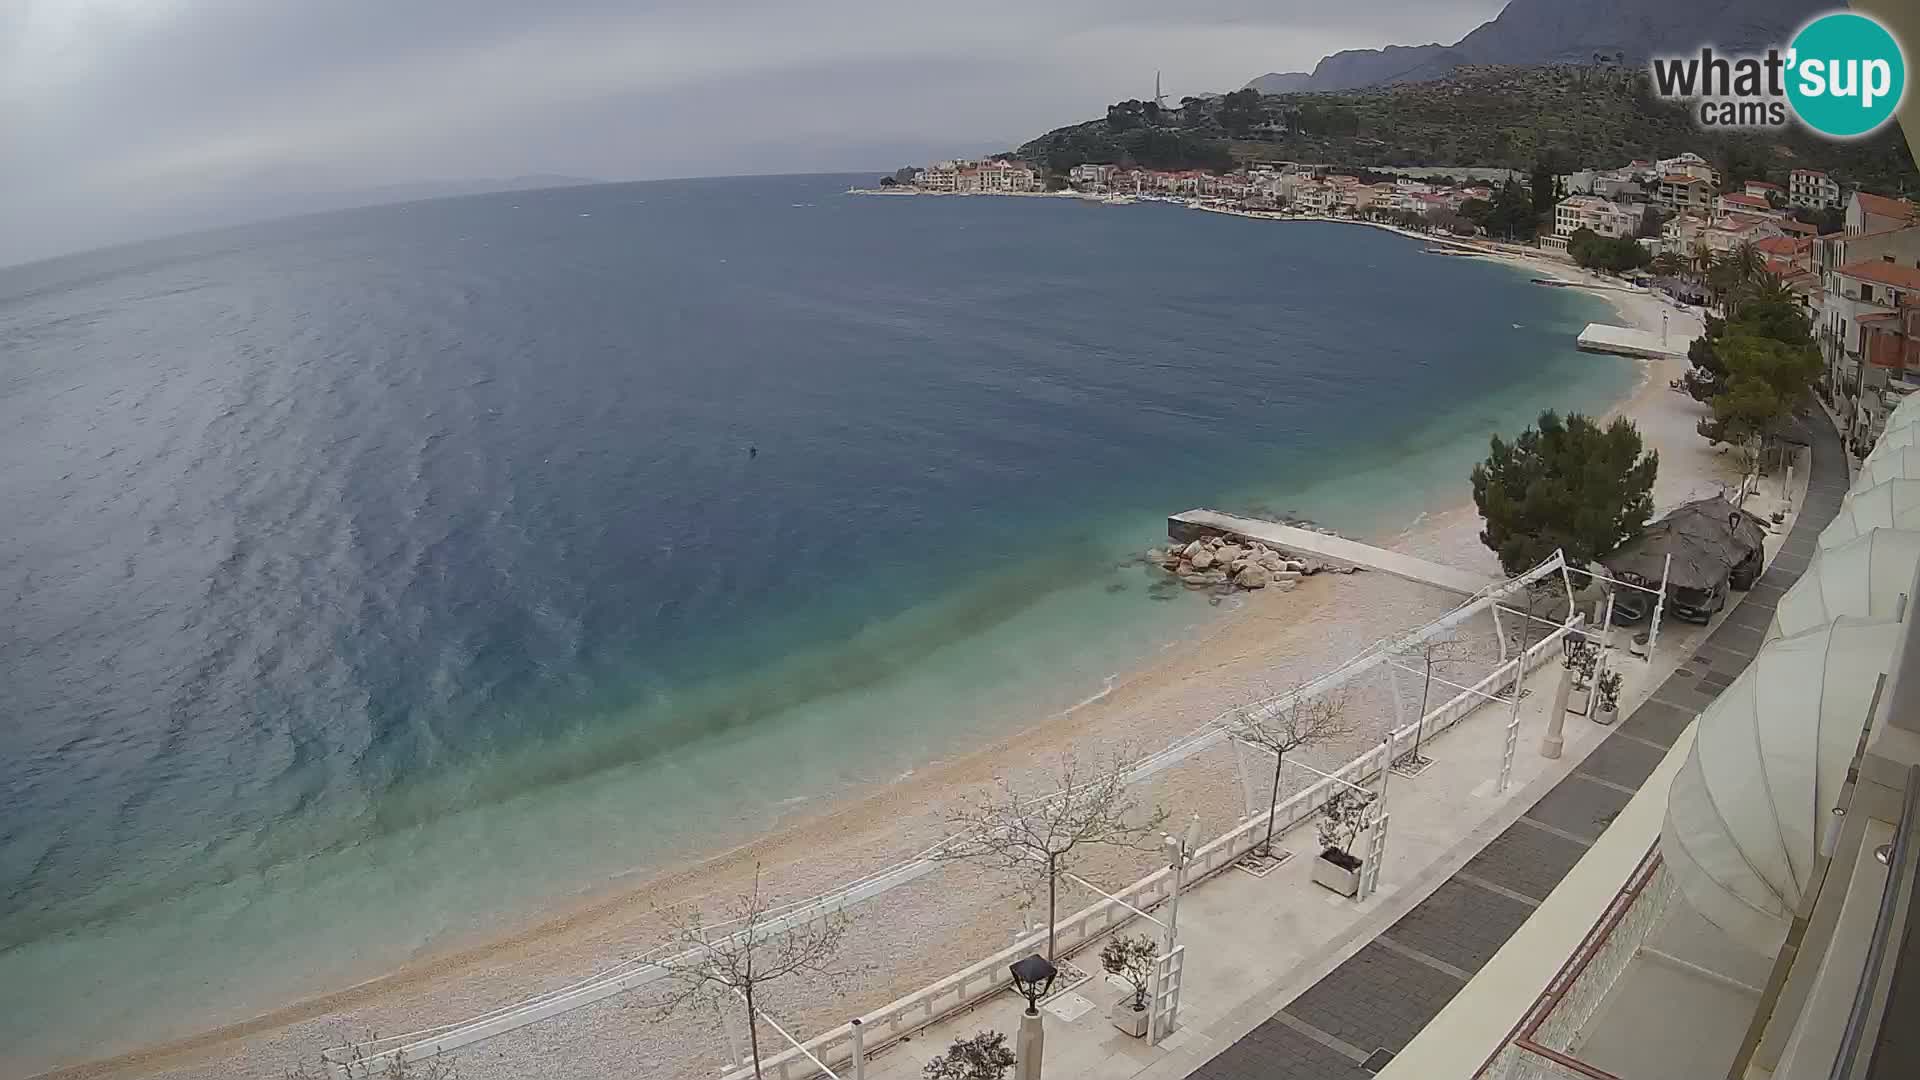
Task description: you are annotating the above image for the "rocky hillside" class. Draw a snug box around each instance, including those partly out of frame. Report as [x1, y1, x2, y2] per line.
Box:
[1245, 0, 1825, 93]
[1018, 66, 1917, 196]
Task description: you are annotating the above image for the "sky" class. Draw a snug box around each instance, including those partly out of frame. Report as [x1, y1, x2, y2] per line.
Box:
[0, 0, 1506, 265]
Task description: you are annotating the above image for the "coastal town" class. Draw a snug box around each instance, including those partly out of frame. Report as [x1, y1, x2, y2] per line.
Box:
[876, 149, 1918, 467]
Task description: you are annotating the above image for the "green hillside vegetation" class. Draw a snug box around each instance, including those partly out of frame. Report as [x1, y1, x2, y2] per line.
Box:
[1017, 66, 1917, 195]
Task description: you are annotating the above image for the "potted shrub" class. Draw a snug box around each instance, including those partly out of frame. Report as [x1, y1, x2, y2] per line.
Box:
[1564, 640, 1599, 714]
[1100, 934, 1158, 1037]
[925, 1031, 1017, 1080]
[1311, 788, 1375, 897]
[1593, 669, 1623, 725]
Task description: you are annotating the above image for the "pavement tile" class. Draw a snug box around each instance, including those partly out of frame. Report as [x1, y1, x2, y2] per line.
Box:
[1465, 820, 1590, 901]
[1286, 943, 1463, 1056]
[1383, 879, 1535, 973]
[1525, 774, 1632, 842]
[1579, 734, 1668, 790]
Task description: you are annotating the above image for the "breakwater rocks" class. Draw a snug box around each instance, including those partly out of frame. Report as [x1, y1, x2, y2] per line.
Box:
[1145, 535, 1349, 593]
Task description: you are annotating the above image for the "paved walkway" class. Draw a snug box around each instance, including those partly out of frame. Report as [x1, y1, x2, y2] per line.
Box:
[1168, 510, 1496, 596]
[1185, 411, 1850, 1080]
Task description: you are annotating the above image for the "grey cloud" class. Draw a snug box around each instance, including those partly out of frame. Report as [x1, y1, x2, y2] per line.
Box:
[0, 0, 1503, 266]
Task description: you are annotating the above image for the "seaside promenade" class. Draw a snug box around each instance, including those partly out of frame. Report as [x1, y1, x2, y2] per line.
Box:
[840, 419, 1835, 1080]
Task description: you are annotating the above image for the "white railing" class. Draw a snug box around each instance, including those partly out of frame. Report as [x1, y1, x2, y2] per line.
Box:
[332, 553, 1575, 1076]
[726, 618, 1579, 1080]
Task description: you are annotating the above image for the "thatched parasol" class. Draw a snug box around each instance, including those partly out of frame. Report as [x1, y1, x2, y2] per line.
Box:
[1606, 495, 1766, 591]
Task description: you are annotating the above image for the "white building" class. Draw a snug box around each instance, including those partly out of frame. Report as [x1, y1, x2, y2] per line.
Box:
[1546, 195, 1648, 251]
[1657, 174, 1716, 213]
[1066, 163, 1114, 189]
[1791, 168, 1842, 210]
[914, 162, 959, 193]
[1657, 152, 1718, 184]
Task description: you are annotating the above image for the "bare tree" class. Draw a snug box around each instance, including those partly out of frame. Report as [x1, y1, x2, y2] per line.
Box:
[650, 866, 853, 1080]
[1398, 634, 1474, 767]
[934, 753, 1168, 964]
[1227, 685, 1357, 859]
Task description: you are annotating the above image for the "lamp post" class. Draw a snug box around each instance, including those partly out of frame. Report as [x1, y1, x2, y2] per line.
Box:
[1160, 815, 1201, 957]
[1010, 954, 1057, 1080]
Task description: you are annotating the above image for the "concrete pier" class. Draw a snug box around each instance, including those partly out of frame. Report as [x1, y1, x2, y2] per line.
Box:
[1167, 509, 1496, 596]
[1577, 322, 1684, 360]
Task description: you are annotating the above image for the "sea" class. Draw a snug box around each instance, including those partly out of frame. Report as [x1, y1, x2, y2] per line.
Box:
[0, 173, 1636, 1073]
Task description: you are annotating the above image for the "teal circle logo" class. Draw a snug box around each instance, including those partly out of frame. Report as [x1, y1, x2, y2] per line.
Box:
[1786, 12, 1906, 138]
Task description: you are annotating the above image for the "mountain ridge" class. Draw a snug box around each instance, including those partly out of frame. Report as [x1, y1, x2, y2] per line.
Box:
[1244, 0, 1826, 93]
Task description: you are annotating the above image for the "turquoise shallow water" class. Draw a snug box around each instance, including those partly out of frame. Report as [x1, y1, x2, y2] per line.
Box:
[0, 175, 1634, 1070]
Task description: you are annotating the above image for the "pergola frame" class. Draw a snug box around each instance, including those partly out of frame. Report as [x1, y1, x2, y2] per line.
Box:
[325, 551, 1575, 1076]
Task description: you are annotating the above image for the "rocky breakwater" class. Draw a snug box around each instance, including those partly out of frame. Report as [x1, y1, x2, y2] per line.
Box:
[1146, 535, 1329, 592]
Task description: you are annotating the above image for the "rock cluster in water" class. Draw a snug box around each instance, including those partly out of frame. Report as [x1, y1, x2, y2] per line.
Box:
[1146, 535, 1326, 591]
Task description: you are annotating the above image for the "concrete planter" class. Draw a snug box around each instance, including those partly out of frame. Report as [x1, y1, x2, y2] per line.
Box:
[1311, 849, 1363, 897]
[1110, 999, 1150, 1037]
[1594, 700, 1619, 725]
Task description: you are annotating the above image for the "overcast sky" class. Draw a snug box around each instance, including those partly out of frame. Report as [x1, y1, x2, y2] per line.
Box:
[1, 0, 1504, 265]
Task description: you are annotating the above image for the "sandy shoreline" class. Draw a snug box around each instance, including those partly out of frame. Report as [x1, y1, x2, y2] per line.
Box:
[35, 222, 1733, 1080]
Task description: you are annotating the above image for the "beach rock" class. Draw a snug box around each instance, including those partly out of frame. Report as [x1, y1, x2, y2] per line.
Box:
[1283, 560, 1309, 573]
[1182, 541, 1206, 560]
[1234, 565, 1271, 589]
[1259, 552, 1285, 570]
[1216, 544, 1245, 565]
[1180, 570, 1228, 588]
[1189, 548, 1215, 571]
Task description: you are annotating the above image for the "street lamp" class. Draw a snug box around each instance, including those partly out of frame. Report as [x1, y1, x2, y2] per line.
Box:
[1009, 954, 1057, 1014]
[1009, 954, 1057, 1080]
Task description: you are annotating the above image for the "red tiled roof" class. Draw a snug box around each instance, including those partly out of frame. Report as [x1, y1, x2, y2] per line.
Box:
[1857, 192, 1917, 221]
[1746, 181, 1783, 191]
[1721, 193, 1771, 209]
[1838, 259, 1920, 290]
[1779, 219, 1818, 236]
[1755, 236, 1808, 256]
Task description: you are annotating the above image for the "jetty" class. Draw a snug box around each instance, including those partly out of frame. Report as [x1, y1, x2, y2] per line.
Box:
[1167, 509, 1497, 596]
[1576, 321, 1685, 360]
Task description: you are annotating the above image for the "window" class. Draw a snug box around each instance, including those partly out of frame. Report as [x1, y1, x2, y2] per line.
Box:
[1862, 284, 1876, 303]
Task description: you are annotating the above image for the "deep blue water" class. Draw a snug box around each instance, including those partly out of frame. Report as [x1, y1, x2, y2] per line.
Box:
[0, 173, 1632, 1070]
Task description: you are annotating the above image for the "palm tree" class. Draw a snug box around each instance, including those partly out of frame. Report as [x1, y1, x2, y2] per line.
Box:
[1652, 251, 1685, 278]
[1725, 241, 1764, 285]
[1689, 238, 1715, 281]
[1746, 271, 1795, 309]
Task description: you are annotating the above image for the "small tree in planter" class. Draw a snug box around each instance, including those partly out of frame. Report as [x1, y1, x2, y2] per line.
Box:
[1593, 668, 1623, 725]
[1227, 684, 1355, 865]
[1099, 934, 1159, 1037]
[925, 1031, 1017, 1080]
[935, 752, 1167, 965]
[1311, 787, 1377, 898]
[1396, 634, 1473, 772]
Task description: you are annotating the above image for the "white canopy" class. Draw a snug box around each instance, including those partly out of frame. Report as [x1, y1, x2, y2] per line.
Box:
[1820, 478, 1920, 547]
[1854, 445, 1920, 492]
[1662, 618, 1900, 954]
[1768, 529, 1920, 640]
[1864, 422, 1920, 463]
[1884, 391, 1920, 432]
